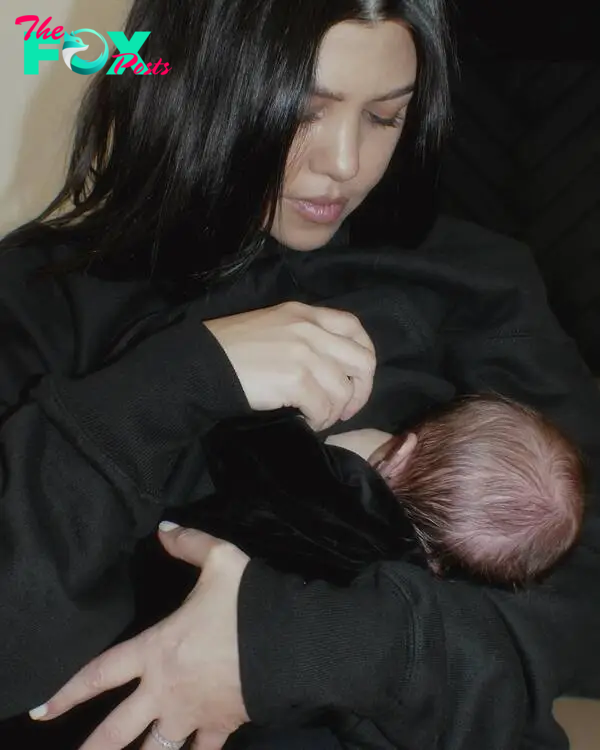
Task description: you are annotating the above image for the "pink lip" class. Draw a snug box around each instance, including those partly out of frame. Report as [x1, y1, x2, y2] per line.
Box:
[288, 196, 348, 225]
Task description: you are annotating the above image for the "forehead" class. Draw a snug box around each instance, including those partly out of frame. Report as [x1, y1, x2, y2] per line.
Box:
[315, 20, 417, 100]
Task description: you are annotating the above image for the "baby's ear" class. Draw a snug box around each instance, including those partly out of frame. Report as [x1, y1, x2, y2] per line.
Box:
[379, 432, 418, 480]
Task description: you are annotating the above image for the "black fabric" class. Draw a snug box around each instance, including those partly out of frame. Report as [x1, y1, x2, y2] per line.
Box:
[224, 725, 344, 750]
[0, 217, 599, 750]
[182, 409, 425, 584]
[438, 58, 600, 374]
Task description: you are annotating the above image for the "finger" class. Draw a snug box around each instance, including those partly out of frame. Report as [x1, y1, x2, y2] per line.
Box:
[158, 525, 221, 566]
[307, 327, 376, 379]
[33, 637, 145, 720]
[305, 353, 359, 428]
[192, 729, 230, 750]
[76, 691, 155, 750]
[290, 364, 347, 431]
[310, 307, 375, 354]
[340, 370, 372, 422]
[140, 720, 193, 750]
[303, 329, 375, 418]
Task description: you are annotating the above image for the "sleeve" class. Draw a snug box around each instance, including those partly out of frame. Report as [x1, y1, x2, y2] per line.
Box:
[0, 273, 251, 718]
[236, 239, 600, 750]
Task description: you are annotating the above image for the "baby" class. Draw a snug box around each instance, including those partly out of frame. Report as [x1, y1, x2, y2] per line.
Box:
[193, 394, 584, 588]
[327, 394, 585, 584]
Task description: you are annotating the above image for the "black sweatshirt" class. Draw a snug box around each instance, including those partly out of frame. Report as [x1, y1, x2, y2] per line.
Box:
[0, 217, 599, 750]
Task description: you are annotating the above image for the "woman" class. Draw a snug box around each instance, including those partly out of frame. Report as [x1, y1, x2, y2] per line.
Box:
[1, 1, 600, 749]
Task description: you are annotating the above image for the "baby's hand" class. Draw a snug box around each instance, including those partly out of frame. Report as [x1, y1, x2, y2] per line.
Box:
[325, 428, 392, 461]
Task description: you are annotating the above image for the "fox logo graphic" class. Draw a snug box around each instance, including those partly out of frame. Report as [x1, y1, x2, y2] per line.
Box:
[62, 29, 109, 75]
[14, 15, 171, 76]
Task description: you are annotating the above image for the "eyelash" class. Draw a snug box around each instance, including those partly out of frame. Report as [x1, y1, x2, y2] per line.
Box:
[368, 112, 405, 128]
[300, 110, 405, 129]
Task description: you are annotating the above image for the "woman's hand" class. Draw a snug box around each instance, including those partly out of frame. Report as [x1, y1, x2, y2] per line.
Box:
[31, 526, 250, 750]
[204, 301, 376, 431]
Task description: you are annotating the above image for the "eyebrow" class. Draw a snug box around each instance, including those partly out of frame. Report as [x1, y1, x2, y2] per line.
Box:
[312, 83, 415, 102]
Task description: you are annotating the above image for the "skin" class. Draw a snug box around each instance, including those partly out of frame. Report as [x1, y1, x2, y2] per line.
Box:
[206, 19, 417, 432]
[34, 20, 419, 750]
[205, 302, 377, 432]
[326, 428, 419, 479]
[325, 427, 394, 460]
[270, 20, 417, 251]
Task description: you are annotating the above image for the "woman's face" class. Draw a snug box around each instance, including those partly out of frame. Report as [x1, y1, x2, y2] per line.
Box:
[270, 20, 417, 251]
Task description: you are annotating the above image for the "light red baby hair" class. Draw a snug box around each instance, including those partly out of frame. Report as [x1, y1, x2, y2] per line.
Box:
[385, 395, 585, 584]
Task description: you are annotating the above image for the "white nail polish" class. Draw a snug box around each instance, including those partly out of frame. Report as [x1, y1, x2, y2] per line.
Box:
[159, 521, 180, 532]
[29, 704, 48, 720]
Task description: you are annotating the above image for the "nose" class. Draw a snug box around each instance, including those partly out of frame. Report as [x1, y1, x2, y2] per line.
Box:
[310, 117, 360, 183]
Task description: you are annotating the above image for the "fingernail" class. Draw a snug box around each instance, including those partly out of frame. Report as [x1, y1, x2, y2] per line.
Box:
[29, 704, 48, 720]
[159, 521, 180, 532]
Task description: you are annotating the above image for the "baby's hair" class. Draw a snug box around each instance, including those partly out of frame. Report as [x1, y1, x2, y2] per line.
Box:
[385, 395, 585, 584]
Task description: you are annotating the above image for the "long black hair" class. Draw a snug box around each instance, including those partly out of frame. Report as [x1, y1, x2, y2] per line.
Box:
[3, 0, 452, 293]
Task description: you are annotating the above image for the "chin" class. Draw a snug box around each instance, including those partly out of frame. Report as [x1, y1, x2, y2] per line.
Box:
[270, 222, 340, 252]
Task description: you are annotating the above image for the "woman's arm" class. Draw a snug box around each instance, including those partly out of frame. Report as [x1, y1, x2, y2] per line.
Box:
[0, 251, 252, 718]
[0, 244, 376, 719]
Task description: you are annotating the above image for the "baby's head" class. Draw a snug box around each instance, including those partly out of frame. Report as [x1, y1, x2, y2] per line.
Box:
[373, 395, 585, 584]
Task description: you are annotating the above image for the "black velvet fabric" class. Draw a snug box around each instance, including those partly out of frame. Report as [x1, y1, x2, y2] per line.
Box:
[177, 409, 427, 586]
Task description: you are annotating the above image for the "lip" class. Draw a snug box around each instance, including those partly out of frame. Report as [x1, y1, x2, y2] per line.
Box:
[287, 196, 348, 225]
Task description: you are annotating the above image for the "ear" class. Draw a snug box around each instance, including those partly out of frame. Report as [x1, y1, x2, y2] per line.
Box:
[378, 432, 418, 480]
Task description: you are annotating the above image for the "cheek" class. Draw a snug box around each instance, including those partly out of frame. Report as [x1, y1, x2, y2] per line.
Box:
[358, 130, 402, 191]
[282, 132, 310, 189]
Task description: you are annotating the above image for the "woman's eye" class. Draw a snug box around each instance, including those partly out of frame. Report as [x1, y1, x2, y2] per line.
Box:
[368, 111, 405, 128]
[299, 108, 405, 128]
[299, 110, 322, 124]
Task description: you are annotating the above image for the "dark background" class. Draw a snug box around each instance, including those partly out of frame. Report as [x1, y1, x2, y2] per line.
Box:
[439, 0, 600, 373]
